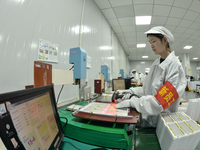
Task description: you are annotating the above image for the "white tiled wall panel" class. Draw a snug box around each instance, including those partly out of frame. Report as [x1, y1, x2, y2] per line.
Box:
[0, 0, 129, 103]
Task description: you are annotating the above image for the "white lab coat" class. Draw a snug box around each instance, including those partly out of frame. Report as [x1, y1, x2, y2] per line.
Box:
[138, 73, 144, 83]
[129, 51, 186, 127]
[130, 72, 140, 85]
[143, 74, 148, 83]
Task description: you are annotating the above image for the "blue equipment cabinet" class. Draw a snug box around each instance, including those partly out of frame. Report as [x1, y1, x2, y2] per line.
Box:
[126, 74, 130, 78]
[69, 47, 87, 79]
[101, 65, 110, 82]
[120, 69, 124, 78]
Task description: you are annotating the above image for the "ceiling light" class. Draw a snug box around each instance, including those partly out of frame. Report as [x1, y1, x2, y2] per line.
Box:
[141, 62, 145, 64]
[135, 16, 152, 25]
[106, 56, 115, 60]
[193, 57, 198, 60]
[100, 46, 112, 50]
[137, 44, 146, 48]
[71, 26, 91, 34]
[183, 46, 193, 49]
[142, 56, 148, 58]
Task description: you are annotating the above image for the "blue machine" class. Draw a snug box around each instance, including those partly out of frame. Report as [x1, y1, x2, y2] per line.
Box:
[125, 74, 130, 78]
[120, 69, 124, 78]
[101, 65, 110, 82]
[69, 47, 87, 79]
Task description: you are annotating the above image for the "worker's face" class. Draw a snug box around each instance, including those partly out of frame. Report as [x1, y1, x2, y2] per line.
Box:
[132, 71, 136, 74]
[148, 35, 167, 55]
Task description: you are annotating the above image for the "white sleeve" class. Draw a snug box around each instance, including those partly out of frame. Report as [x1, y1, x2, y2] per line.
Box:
[129, 60, 186, 116]
[129, 86, 144, 97]
[129, 96, 163, 115]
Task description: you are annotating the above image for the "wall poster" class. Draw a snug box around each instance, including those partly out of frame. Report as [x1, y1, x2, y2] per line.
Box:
[38, 39, 58, 63]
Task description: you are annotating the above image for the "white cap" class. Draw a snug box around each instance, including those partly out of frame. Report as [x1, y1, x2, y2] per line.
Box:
[144, 26, 174, 44]
[145, 68, 150, 73]
[132, 69, 136, 72]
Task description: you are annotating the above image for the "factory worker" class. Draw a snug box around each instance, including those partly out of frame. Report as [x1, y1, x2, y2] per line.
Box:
[116, 26, 186, 127]
[138, 71, 144, 84]
[143, 68, 150, 82]
[130, 69, 140, 85]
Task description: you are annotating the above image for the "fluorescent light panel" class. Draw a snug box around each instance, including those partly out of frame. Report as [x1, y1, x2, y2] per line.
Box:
[100, 46, 112, 50]
[135, 16, 152, 25]
[107, 56, 115, 60]
[137, 44, 146, 48]
[183, 46, 192, 49]
[142, 56, 148, 58]
[193, 57, 198, 60]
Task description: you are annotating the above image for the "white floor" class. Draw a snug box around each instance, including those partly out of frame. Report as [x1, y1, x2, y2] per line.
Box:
[182, 91, 198, 101]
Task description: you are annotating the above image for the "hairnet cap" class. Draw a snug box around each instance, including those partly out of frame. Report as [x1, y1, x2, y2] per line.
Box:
[145, 68, 150, 73]
[132, 69, 136, 72]
[144, 26, 174, 44]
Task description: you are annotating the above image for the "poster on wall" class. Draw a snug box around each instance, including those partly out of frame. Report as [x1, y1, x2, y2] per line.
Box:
[38, 39, 58, 63]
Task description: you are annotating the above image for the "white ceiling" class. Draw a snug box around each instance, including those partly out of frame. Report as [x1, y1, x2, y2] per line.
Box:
[94, 0, 200, 61]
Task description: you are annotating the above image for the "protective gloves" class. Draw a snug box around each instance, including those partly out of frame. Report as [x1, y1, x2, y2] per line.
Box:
[117, 89, 132, 95]
[115, 100, 131, 108]
[122, 93, 132, 100]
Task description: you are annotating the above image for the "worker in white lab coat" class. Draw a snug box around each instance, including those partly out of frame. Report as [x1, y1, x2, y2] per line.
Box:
[116, 26, 186, 127]
[130, 69, 140, 85]
[143, 68, 150, 82]
[138, 71, 144, 85]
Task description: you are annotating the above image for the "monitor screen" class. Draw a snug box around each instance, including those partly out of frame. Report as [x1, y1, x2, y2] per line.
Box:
[112, 79, 131, 91]
[0, 85, 64, 150]
[112, 79, 125, 91]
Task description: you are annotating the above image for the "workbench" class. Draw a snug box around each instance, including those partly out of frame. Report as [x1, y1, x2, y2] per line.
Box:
[58, 101, 135, 150]
[58, 101, 200, 150]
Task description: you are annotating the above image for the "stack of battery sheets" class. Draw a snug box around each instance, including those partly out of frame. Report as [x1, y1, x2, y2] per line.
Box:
[186, 98, 200, 122]
[156, 112, 200, 150]
[99, 93, 113, 102]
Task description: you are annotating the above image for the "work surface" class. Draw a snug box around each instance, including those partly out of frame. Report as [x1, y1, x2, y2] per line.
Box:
[72, 102, 137, 124]
[58, 101, 200, 150]
[58, 101, 135, 150]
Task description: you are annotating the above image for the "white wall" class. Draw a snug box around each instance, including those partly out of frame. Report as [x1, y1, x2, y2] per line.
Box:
[0, 0, 129, 103]
[190, 61, 200, 79]
[129, 60, 154, 74]
[129, 59, 200, 80]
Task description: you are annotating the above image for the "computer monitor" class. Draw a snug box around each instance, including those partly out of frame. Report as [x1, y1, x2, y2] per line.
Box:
[112, 78, 131, 91]
[0, 85, 64, 150]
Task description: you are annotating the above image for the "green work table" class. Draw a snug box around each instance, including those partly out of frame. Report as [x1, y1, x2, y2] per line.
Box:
[59, 102, 135, 150]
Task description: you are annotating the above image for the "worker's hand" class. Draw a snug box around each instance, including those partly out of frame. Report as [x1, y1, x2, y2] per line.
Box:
[117, 89, 131, 95]
[122, 93, 132, 100]
[115, 100, 131, 108]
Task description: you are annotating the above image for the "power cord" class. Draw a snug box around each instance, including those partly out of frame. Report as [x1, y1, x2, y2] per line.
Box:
[60, 117, 68, 128]
[61, 141, 81, 150]
[57, 85, 64, 104]
[69, 65, 74, 70]
[60, 116, 81, 150]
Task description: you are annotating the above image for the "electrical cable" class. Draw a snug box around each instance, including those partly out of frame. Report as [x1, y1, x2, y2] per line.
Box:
[60, 116, 81, 150]
[57, 85, 64, 104]
[62, 141, 81, 150]
[60, 117, 68, 129]
[130, 93, 140, 98]
[69, 65, 74, 70]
